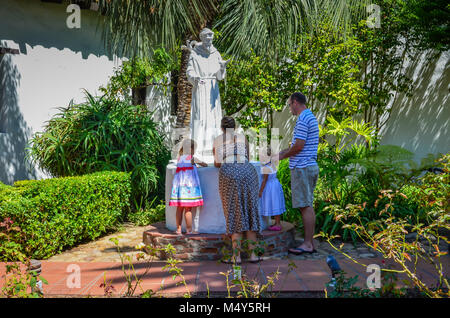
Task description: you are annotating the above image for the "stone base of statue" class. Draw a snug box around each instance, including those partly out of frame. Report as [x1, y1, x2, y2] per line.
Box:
[141, 160, 296, 261]
[142, 221, 296, 261]
[164, 160, 268, 234]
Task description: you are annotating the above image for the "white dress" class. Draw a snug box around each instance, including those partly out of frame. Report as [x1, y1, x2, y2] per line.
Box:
[169, 155, 203, 207]
[186, 44, 226, 159]
[260, 162, 286, 216]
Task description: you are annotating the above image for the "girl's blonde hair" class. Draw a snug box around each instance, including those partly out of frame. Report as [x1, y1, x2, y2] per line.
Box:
[260, 145, 272, 165]
[178, 138, 197, 156]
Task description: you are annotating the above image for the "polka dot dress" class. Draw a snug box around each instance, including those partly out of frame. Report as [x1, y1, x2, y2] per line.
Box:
[217, 140, 261, 234]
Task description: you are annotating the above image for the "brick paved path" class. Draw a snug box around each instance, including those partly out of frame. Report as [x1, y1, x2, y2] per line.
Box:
[1, 223, 448, 297]
[1, 257, 448, 297]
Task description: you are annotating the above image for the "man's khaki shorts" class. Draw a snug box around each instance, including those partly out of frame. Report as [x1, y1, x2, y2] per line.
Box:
[291, 165, 319, 208]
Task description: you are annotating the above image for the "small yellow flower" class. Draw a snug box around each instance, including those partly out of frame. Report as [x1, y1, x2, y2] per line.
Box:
[135, 242, 146, 250]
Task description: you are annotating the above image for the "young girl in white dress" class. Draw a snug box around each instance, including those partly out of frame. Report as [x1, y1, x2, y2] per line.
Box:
[169, 139, 207, 235]
[259, 148, 286, 231]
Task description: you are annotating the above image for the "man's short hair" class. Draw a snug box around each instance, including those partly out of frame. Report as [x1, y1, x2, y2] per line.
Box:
[290, 92, 307, 105]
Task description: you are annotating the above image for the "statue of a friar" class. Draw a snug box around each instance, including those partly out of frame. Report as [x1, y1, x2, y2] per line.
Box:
[186, 28, 229, 161]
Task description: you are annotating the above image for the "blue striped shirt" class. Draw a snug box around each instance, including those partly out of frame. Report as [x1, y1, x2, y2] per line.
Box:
[289, 109, 319, 169]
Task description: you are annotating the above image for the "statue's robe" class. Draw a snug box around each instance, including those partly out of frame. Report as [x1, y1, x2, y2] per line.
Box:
[186, 44, 226, 160]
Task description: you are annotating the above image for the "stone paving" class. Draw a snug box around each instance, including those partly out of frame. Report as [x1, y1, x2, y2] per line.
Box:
[47, 223, 149, 263]
[47, 223, 383, 263]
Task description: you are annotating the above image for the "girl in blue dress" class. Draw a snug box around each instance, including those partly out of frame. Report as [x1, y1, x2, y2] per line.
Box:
[259, 148, 286, 231]
[169, 139, 207, 235]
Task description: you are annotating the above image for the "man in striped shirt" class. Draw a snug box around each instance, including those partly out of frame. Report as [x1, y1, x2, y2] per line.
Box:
[276, 92, 319, 255]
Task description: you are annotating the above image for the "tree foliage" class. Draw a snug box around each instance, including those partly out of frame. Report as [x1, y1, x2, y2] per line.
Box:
[99, 48, 176, 101]
[221, 0, 444, 135]
[97, 0, 371, 60]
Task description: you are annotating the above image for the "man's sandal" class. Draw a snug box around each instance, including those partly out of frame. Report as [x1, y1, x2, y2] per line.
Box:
[288, 247, 317, 255]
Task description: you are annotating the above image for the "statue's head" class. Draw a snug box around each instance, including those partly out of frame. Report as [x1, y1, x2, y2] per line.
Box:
[199, 28, 214, 46]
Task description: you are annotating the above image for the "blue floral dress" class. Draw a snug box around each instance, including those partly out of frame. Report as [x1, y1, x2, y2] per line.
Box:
[169, 155, 204, 207]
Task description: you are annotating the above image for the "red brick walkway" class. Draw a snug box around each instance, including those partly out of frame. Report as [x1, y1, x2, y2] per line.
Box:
[1, 257, 447, 297]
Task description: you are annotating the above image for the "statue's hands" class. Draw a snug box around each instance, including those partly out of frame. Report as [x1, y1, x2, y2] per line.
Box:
[193, 76, 205, 85]
[219, 59, 230, 70]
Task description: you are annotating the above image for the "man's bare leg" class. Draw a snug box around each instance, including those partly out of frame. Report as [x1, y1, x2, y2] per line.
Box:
[290, 206, 316, 252]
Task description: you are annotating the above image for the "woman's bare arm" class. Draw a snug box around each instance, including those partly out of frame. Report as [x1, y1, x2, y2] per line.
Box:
[213, 145, 221, 168]
[259, 174, 269, 197]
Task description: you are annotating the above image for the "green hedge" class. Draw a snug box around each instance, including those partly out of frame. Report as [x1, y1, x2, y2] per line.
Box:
[0, 171, 131, 261]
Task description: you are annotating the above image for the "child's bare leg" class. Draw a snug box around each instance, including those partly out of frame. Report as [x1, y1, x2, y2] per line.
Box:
[175, 207, 183, 234]
[275, 215, 281, 226]
[184, 207, 193, 233]
[268, 215, 282, 231]
[190, 208, 198, 234]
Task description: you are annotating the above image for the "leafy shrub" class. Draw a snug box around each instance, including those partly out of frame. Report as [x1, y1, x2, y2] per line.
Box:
[26, 92, 170, 209]
[277, 142, 445, 241]
[412, 153, 449, 219]
[0, 171, 132, 260]
[315, 117, 441, 240]
[99, 48, 175, 101]
[127, 199, 166, 226]
[319, 153, 448, 242]
[319, 154, 450, 297]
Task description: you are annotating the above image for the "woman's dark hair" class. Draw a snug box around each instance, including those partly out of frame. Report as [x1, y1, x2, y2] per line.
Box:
[221, 116, 236, 130]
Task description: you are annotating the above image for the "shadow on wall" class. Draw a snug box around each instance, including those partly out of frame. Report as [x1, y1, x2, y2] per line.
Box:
[0, 0, 112, 60]
[146, 85, 177, 152]
[380, 50, 450, 160]
[0, 54, 38, 185]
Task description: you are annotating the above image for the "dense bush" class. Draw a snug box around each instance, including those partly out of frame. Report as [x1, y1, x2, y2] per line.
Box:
[319, 154, 449, 297]
[99, 48, 175, 101]
[0, 171, 131, 261]
[127, 199, 166, 226]
[277, 144, 445, 242]
[27, 92, 171, 209]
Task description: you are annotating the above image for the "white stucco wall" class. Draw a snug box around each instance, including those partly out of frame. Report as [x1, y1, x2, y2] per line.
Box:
[0, 0, 124, 184]
[145, 84, 177, 151]
[378, 50, 450, 160]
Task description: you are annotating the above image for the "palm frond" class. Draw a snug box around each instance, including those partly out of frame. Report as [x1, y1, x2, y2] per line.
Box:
[213, 0, 304, 59]
[214, 0, 371, 59]
[98, 0, 218, 58]
[97, 0, 371, 60]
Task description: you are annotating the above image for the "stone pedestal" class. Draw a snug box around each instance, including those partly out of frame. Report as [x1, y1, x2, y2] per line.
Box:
[165, 160, 269, 234]
[143, 221, 296, 261]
